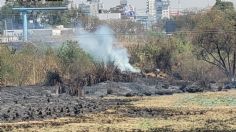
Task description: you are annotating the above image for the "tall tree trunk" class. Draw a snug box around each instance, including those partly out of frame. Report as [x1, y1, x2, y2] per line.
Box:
[233, 51, 236, 82]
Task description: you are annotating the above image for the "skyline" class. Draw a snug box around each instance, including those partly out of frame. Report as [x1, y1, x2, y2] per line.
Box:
[0, 0, 236, 13]
[76, 0, 236, 15]
[100, 0, 236, 10]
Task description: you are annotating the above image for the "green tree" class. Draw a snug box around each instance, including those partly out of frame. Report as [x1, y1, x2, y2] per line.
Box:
[174, 14, 197, 31]
[5, 0, 68, 7]
[213, 0, 234, 11]
[57, 41, 93, 79]
[0, 3, 23, 33]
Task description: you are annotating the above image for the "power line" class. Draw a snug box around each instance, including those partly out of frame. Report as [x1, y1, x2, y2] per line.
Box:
[2, 29, 236, 35]
[74, 29, 236, 35]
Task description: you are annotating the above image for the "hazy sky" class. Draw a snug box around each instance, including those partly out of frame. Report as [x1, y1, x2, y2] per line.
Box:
[0, 0, 235, 13]
[100, 0, 236, 10]
[73, 0, 236, 15]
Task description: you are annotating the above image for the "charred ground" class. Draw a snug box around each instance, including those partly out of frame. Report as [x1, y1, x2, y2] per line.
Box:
[0, 70, 224, 122]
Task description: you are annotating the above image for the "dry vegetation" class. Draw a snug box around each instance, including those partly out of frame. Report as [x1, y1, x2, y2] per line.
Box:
[0, 1, 235, 132]
[1, 90, 236, 132]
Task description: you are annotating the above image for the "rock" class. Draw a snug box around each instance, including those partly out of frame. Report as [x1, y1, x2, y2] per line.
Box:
[143, 92, 152, 96]
[162, 83, 169, 89]
[169, 85, 181, 90]
[155, 82, 169, 89]
[125, 93, 135, 97]
[182, 84, 204, 93]
[209, 83, 223, 91]
[172, 72, 183, 80]
[224, 82, 236, 89]
[155, 89, 174, 95]
[107, 89, 113, 95]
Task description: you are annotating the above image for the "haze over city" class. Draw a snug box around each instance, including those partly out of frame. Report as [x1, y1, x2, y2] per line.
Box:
[80, 0, 236, 11]
[0, 0, 235, 13]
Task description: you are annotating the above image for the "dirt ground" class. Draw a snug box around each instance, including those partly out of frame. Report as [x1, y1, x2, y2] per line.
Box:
[1, 90, 236, 132]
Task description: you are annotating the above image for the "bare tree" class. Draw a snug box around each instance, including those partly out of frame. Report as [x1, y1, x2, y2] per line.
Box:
[192, 9, 236, 81]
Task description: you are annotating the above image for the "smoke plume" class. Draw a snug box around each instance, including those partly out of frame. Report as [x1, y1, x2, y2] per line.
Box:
[76, 25, 140, 73]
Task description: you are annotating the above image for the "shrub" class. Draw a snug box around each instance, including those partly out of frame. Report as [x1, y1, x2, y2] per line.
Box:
[0, 45, 15, 86]
[57, 41, 93, 79]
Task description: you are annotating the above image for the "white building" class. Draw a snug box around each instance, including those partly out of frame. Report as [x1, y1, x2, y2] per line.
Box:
[78, 0, 103, 17]
[1, 26, 74, 43]
[120, 0, 127, 6]
[0, 0, 5, 8]
[147, 0, 156, 21]
[147, 0, 170, 22]
[97, 13, 121, 20]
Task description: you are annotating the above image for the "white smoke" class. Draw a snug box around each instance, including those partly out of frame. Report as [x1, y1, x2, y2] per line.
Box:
[76, 25, 140, 73]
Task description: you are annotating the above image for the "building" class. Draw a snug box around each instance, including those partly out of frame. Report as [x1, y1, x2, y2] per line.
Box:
[169, 9, 182, 17]
[1, 26, 74, 43]
[147, 0, 170, 22]
[120, 0, 127, 5]
[109, 0, 135, 19]
[79, 3, 91, 16]
[0, 0, 5, 7]
[165, 20, 176, 34]
[97, 13, 121, 20]
[135, 15, 149, 29]
[147, 0, 155, 22]
[78, 0, 103, 17]
[78, 0, 135, 20]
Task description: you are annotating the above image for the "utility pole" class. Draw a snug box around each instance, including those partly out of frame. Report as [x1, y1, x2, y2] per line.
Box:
[4, 19, 7, 35]
[4, 19, 8, 42]
[23, 11, 28, 42]
[178, 0, 180, 16]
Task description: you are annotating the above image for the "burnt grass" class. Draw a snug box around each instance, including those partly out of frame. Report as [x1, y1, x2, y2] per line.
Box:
[0, 76, 217, 122]
[0, 75, 228, 131]
[0, 86, 136, 122]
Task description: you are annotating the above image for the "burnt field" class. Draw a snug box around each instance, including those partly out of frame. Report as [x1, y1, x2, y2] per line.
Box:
[1, 86, 236, 131]
[0, 75, 214, 122]
[0, 71, 233, 131]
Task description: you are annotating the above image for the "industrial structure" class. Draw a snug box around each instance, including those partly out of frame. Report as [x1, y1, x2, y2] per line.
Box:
[0, 0, 68, 42]
[12, 7, 67, 42]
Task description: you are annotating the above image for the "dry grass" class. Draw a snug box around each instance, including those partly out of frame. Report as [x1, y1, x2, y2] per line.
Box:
[2, 90, 236, 132]
[133, 90, 236, 108]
